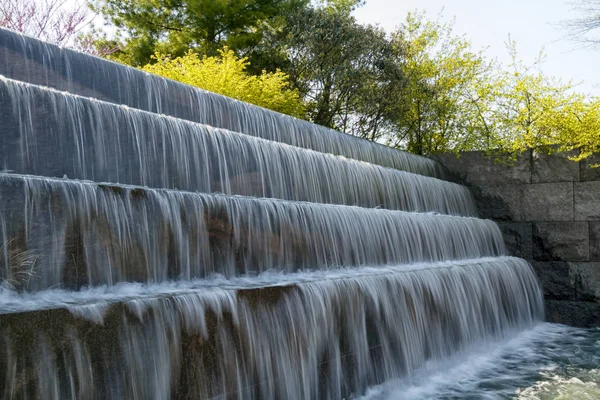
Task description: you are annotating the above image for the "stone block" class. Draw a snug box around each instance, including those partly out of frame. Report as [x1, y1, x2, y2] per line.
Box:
[522, 183, 573, 221]
[532, 222, 589, 261]
[531, 261, 600, 305]
[496, 221, 533, 259]
[431, 151, 531, 186]
[471, 185, 522, 220]
[568, 262, 600, 302]
[591, 222, 600, 261]
[532, 150, 580, 183]
[580, 154, 600, 181]
[545, 300, 600, 327]
[530, 261, 575, 301]
[574, 181, 600, 220]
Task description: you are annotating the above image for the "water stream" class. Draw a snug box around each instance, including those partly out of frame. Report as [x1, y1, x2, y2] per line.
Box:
[1, 258, 543, 399]
[0, 26, 596, 400]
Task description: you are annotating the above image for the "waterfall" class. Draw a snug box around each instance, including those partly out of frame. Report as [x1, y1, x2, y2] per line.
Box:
[0, 258, 543, 399]
[0, 174, 502, 291]
[0, 76, 475, 215]
[0, 28, 443, 177]
[0, 27, 544, 400]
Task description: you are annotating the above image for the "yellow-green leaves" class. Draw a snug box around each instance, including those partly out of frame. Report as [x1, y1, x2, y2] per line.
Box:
[493, 40, 600, 164]
[141, 49, 305, 118]
[390, 14, 599, 162]
[390, 12, 497, 155]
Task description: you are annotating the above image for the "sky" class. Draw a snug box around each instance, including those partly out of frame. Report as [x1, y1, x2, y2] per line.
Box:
[353, 0, 600, 95]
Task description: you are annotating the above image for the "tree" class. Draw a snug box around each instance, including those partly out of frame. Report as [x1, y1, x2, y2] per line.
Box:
[0, 0, 120, 57]
[141, 49, 305, 118]
[314, 0, 364, 15]
[493, 40, 600, 162]
[91, 0, 309, 66]
[562, 0, 600, 45]
[388, 12, 498, 155]
[0, 0, 91, 46]
[258, 5, 405, 141]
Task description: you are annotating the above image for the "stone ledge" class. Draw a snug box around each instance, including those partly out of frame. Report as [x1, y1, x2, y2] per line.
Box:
[591, 222, 600, 261]
[569, 262, 600, 301]
[432, 152, 531, 186]
[580, 154, 600, 181]
[532, 150, 580, 183]
[496, 221, 532, 259]
[531, 261, 574, 301]
[531, 261, 600, 302]
[471, 185, 522, 220]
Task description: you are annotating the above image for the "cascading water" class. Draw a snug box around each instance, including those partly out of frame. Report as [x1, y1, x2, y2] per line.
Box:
[0, 28, 442, 177]
[0, 77, 474, 215]
[0, 27, 594, 400]
[0, 174, 501, 291]
[0, 258, 543, 399]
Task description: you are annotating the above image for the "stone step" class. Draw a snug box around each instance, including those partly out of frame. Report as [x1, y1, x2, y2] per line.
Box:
[0, 173, 505, 292]
[0, 27, 443, 177]
[0, 257, 542, 399]
[0, 76, 475, 215]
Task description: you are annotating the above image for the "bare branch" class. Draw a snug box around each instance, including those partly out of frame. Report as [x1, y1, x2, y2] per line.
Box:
[561, 0, 600, 45]
[0, 0, 93, 46]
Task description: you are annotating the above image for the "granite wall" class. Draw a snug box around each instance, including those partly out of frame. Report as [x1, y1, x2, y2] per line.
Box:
[433, 151, 600, 327]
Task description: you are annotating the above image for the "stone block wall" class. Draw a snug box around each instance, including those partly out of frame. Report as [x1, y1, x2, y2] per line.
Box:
[433, 151, 600, 327]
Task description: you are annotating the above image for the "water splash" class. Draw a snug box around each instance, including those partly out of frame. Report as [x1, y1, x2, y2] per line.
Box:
[0, 26, 557, 400]
[360, 324, 600, 400]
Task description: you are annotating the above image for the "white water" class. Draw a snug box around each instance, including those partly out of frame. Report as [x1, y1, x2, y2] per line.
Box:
[0, 257, 528, 316]
[0, 26, 583, 400]
[0, 258, 543, 399]
[0, 28, 443, 177]
[0, 75, 474, 214]
[361, 323, 600, 400]
[0, 174, 504, 291]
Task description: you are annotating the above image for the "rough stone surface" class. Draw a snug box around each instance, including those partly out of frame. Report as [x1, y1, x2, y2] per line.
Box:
[574, 181, 600, 220]
[432, 152, 531, 186]
[496, 221, 533, 259]
[545, 300, 600, 328]
[580, 154, 600, 182]
[437, 148, 600, 327]
[531, 261, 575, 301]
[531, 261, 600, 303]
[568, 262, 600, 301]
[532, 150, 580, 183]
[591, 222, 600, 261]
[522, 183, 573, 221]
[532, 222, 589, 262]
[471, 185, 522, 221]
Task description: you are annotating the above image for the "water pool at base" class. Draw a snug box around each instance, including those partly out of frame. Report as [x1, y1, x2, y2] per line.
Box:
[361, 323, 600, 400]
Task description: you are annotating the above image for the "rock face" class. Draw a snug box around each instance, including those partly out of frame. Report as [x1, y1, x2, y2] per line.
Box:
[433, 150, 600, 327]
[532, 222, 589, 262]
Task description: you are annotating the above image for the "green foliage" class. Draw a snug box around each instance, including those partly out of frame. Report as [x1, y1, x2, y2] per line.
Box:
[386, 13, 600, 162]
[263, 5, 405, 141]
[493, 40, 600, 163]
[89, 2, 599, 161]
[388, 12, 498, 155]
[91, 0, 308, 66]
[141, 49, 305, 118]
[314, 0, 364, 15]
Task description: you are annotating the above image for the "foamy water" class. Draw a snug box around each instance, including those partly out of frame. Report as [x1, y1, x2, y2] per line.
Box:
[0, 256, 516, 315]
[360, 323, 600, 399]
